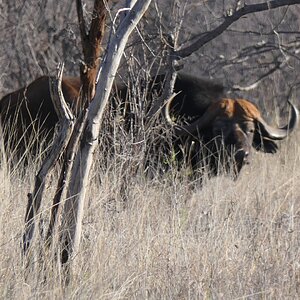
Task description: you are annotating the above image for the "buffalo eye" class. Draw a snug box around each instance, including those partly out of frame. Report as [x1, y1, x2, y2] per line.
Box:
[247, 128, 255, 134]
[241, 122, 255, 134]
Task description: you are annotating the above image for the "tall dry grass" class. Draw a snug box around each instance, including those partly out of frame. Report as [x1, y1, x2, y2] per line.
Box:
[0, 123, 300, 299]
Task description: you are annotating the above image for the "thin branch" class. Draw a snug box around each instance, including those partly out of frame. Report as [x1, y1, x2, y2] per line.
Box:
[176, 0, 300, 59]
[227, 29, 300, 36]
[76, 0, 87, 38]
[232, 58, 289, 91]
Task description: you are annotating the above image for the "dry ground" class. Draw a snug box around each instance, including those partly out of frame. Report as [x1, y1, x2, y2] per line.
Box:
[0, 132, 300, 299]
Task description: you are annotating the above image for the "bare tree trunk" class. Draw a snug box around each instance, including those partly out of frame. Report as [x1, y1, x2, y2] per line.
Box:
[44, 0, 109, 248]
[77, 0, 108, 102]
[60, 0, 152, 265]
[23, 65, 75, 255]
[45, 108, 88, 244]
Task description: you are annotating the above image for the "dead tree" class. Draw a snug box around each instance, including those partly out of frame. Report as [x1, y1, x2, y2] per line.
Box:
[23, 0, 109, 257]
[45, 0, 109, 247]
[59, 0, 152, 266]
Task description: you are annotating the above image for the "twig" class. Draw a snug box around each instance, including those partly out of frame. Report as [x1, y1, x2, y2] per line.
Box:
[176, 0, 300, 59]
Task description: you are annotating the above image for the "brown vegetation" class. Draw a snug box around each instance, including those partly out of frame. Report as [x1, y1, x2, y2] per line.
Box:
[1, 0, 300, 298]
[0, 131, 300, 298]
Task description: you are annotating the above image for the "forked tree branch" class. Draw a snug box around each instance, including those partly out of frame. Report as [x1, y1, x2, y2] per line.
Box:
[176, 0, 300, 59]
[23, 65, 75, 255]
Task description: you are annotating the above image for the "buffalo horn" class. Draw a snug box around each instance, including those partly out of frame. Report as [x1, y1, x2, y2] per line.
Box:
[257, 100, 299, 140]
[165, 93, 221, 136]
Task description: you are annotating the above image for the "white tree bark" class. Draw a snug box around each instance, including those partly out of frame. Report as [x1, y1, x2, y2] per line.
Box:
[23, 65, 75, 254]
[60, 0, 152, 264]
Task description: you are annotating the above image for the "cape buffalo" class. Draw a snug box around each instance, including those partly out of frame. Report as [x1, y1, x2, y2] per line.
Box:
[0, 73, 298, 178]
[165, 86, 298, 178]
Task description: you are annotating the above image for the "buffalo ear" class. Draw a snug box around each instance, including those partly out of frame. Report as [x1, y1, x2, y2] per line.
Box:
[253, 132, 278, 153]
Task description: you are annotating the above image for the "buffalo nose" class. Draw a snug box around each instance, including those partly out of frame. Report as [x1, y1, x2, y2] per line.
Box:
[235, 149, 249, 164]
[244, 151, 250, 164]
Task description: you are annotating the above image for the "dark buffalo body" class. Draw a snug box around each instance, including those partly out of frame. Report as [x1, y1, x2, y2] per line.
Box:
[145, 73, 298, 178]
[0, 73, 298, 178]
[0, 76, 81, 154]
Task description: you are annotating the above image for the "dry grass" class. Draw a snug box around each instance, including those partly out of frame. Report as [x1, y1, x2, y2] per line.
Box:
[0, 131, 300, 299]
[1, 1, 300, 298]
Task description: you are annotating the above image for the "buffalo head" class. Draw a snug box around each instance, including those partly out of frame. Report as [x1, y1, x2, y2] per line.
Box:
[165, 95, 299, 178]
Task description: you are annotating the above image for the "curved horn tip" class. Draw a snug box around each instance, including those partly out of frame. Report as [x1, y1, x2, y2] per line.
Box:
[287, 99, 299, 131]
[258, 99, 299, 140]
